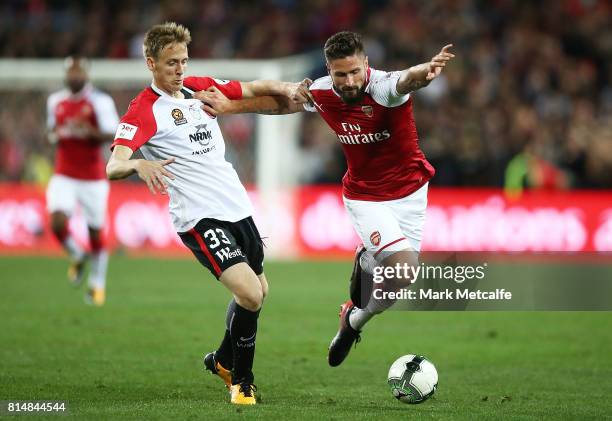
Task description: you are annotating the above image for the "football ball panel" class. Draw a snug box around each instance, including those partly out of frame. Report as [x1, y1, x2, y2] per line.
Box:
[411, 359, 438, 394]
[387, 354, 416, 378]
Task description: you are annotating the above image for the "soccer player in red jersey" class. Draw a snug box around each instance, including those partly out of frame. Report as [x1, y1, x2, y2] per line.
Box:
[106, 22, 309, 404]
[196, 31, 455, 367]
[46, 57, 120, 306]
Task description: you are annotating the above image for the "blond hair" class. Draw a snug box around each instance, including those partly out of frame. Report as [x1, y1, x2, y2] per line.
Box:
[143, 22, 191, 60]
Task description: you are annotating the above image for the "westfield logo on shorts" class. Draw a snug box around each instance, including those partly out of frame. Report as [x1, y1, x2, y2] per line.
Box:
[215, 247, 244, 262]
[370, 231, 381, 246]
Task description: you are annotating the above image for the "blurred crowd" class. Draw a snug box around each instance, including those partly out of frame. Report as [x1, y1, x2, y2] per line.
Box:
[1, 0, 611, 189]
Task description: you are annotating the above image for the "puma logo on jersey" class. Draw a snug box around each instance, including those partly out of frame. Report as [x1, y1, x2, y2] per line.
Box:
[313, 100, 325, 113]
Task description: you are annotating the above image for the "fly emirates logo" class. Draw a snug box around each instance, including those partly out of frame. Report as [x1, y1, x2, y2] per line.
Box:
[337, 122, 390, 145]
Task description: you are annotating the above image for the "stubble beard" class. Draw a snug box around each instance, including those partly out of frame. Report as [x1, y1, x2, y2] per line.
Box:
[338, 86, 365, 105]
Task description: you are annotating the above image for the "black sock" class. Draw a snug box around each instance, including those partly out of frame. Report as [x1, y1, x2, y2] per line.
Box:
[216, 330, 233, 369]
[215, 299, 237, 369]
[229, 303, 260, 385]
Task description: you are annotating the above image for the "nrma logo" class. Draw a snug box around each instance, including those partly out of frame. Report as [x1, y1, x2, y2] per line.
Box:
[190, 124, 213, 146]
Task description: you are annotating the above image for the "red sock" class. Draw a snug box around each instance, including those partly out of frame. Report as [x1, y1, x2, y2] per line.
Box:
[89, 233, 106, 253]
[52, 222, 69, 243]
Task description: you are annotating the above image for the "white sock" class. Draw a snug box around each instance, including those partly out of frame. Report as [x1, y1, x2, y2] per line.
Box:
[367, 286, 400, 312]
[348, 307, 374, 331]
[359, 250, 378, 274]
[88, 250, 108, 289]
[63, 237, 85, 262]
[348, 251, 378, 330]
[349, 286, 400, 331]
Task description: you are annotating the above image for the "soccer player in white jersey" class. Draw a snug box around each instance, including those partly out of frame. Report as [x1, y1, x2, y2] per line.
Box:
[195, 31, 455, 367]
[106, 22, 309, 405]
[46, 56, 120, 306]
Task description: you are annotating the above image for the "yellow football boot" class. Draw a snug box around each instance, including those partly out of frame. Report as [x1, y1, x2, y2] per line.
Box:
[67, 259, 87, 287]
[85, 288, 105, 306]
[230, 383, 257, 405]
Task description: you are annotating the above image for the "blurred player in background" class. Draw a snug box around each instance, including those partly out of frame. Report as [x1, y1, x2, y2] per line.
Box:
[196, 31, 455, 367]
[106, 22, 309, 404]
[46, 56, 119, 306]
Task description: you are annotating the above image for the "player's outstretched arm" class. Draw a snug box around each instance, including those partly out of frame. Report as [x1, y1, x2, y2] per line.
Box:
[195, 87, 307, 117]
[106, 145, 175, 195]
[240, 79, 313, 104]
[396, 44, 455, 94]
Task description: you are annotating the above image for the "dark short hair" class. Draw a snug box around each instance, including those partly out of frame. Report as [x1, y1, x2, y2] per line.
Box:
[324, 31, 364, 61]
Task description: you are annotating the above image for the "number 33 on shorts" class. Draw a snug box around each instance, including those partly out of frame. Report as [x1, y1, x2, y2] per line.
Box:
[178, 217, 264, 279]
[203, 228, 231, 249]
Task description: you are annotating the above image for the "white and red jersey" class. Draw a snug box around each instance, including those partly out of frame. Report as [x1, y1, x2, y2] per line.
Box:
[47, 84, 119, 180]
[111, 77, 253, 232]
[304, 68, 435, 201]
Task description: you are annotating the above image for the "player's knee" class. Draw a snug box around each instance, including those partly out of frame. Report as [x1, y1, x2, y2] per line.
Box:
[220, 263, 264, 310]
[389, 276, 412, 290]
[236, 288, 263, 311]
[381, 249, 419, 288]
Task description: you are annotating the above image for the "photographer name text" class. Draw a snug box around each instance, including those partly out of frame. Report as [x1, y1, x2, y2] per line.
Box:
[374, 288, 512, 301]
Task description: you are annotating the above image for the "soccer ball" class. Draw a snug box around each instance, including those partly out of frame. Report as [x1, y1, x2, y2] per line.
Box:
[387, 355, 438, 404]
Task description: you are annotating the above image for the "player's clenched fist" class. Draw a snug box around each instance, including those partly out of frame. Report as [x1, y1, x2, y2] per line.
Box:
[134, 158, 176, 195]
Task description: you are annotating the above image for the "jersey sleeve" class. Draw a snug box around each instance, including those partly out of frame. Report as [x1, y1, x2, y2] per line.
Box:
[111, 97, 157, 151]
[184, 76, 243, 100]
[368, 70, 411, 107]
[303, 85, 322, 112]
[91, 92, 120, 135]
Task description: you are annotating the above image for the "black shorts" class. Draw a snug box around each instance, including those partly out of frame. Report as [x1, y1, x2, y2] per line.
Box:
[179, 216, 265, 279]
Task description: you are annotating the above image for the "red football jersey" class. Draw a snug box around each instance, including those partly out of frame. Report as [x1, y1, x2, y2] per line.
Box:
[305, 68, 435, 201]
[47, 85, 119, 180]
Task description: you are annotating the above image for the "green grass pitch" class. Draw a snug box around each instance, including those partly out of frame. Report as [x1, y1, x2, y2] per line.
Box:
[1, 256, 611, 419]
